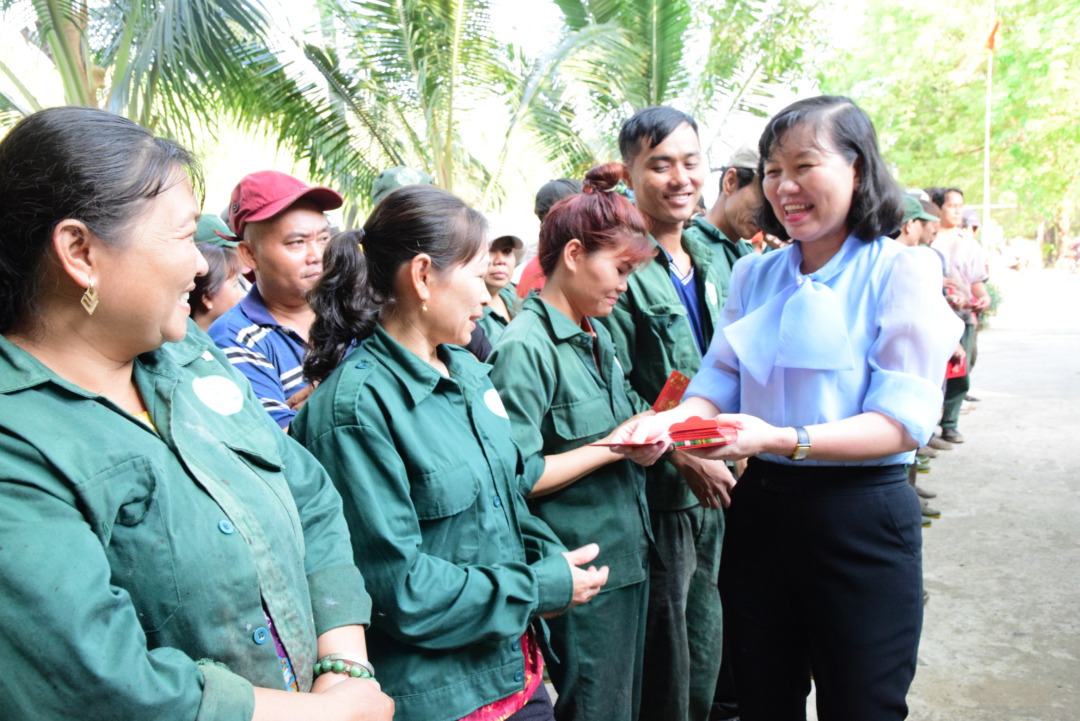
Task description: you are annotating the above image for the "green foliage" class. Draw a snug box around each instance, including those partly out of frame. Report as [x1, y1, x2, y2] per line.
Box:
[287, 0, 632, 213]
[820, 0, 1080, 239]
[551, 0, 827, 163]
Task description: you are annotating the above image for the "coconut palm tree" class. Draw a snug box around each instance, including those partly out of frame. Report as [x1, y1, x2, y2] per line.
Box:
[551, 0, 825, 163]
[0, 0, 309, 144]
[290, 0, 633, 213]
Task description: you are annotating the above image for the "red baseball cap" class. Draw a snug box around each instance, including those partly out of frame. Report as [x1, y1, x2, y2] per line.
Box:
[219, 170, 344, 242]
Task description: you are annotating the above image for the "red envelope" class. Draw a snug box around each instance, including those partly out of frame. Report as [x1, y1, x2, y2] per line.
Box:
[945, 356, 967, 379]
[652, 370, 691, 412]
[668, 416, 739, 450]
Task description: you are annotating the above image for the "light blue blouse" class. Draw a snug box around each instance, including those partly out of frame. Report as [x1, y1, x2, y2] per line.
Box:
[686, 234, 964, 466]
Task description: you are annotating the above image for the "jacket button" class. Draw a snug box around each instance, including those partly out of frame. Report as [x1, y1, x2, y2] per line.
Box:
[356, 361, 370, 369]
[511, 640, 521, 651]
[253, 627, 269, 644]
[493, 496, 502, 508]
[218, 520, 235, 535]
[514, 670, 524, 682]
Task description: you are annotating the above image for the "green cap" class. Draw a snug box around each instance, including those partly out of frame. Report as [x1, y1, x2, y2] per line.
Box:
[371, 166, 434, 206]
[901, 195, 939, 224]
[195, 213, 239, 248]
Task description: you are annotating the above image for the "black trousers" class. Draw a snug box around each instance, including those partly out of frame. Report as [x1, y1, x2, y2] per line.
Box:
[720, 459, 922, 721]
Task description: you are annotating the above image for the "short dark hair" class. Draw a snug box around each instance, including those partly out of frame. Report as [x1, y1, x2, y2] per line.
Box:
[191, 243, 242, 318]
[619, 106, 698, 165]
[0, 106, 202, 333]
[756, 95, 903, 242]
[305, 186, 486, 383]
[534, 178, 583, 222]
[538, 163, 652, 277]
[720, 166, 756, 192]
[925, 186, 963, 208]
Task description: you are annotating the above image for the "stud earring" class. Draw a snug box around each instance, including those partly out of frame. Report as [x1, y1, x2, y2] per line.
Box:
[81, 281, 99, 315]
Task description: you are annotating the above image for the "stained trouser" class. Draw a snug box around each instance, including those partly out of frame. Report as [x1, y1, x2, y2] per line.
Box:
[639, 506, 724, 721]
[941, 322, 976, 430]
[721, 459, 922, 721]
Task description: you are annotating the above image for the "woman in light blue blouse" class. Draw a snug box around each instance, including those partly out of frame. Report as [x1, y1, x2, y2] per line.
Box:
[623, 96, 962, 720]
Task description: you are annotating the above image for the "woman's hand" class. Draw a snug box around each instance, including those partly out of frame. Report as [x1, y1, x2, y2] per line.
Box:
[253, 678, 394, 721]
[676, 414, 791, 462]
[600, 412, 668, 467]
[314, 678, 395, 721]
[561, 543, 609, 610]
[607, 411, 672, 448]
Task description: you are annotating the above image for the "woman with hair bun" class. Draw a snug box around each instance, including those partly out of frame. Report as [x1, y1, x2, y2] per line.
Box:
[291, 185, 641, 721]
[487, 163, 661, 721]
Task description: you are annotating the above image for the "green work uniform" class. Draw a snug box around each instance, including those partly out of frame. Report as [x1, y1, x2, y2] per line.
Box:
[478, 284, 520, 346]
[488, 295, 651, 721]
[0, 323, 369, 721]
[598, 233, 725, 721]
[683, 216, 755, 309]
[290, 326, 574, 721]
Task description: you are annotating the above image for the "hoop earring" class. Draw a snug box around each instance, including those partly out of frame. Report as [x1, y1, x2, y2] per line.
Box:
[81, 281, 100, 315]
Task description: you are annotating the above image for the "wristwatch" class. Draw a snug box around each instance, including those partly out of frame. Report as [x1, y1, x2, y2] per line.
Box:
[790, 426, 811, 461]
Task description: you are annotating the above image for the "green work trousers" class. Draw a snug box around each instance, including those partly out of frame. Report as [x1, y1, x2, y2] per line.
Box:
[639, 506, 724, 721]
[547, 580, 648, 721]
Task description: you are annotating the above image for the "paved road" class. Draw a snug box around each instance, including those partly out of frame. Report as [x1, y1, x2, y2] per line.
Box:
[906, 268, 1080, 720]
[809, 267, 1080, 719]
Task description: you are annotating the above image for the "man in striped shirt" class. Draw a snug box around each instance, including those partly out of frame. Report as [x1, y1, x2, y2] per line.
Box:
[209, 171, 342, 428]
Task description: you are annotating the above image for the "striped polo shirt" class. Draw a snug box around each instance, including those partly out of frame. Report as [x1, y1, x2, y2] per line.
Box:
[208, 284, 308, 428]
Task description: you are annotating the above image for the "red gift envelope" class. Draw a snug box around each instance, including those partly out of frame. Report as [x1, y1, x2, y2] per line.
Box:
[668, 416, 738, 450]
[945, 356, 967, 379]
[652, 370, 691, 412]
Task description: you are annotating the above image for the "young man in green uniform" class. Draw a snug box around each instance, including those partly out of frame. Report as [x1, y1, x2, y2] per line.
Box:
[681, 144, 760, 721]
[682, 144, 762, 306]
[600, 106, 735, 721]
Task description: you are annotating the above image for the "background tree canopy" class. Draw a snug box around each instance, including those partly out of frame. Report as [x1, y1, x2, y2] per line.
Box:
[820, 0, 1080, 245]
[0, 0, 1071, 245]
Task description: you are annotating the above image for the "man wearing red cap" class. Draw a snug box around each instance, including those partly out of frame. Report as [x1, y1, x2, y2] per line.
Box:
[208, 170, 343, 428]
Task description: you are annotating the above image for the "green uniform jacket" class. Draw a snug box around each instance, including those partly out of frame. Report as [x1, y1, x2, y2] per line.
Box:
[488, 295, 651, 592]
[0, 323, 369, 721]
[683, 216, 756, 308]
[477, 284, 519, 346]
[290, 326, 574, 721]
[598, 233, 723, 510]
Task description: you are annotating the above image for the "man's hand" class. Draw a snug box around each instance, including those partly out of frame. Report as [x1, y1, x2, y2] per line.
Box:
[669, 452, 736, 509]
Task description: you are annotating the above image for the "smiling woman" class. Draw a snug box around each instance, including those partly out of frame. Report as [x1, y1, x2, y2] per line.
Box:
[292, 186, 617, 721]
[0, 107, 393, 721]
[623, 96, 964, 721]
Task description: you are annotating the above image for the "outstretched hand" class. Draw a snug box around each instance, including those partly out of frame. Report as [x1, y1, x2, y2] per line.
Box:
[601, 412, 668, 466]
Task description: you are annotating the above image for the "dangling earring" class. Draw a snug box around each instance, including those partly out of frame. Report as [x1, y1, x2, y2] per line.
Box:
[421, 300, 429, 313]
[81, 281, 100, 315]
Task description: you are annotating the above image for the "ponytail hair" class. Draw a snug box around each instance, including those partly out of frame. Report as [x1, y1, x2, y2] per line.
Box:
[538, 162, 652, 277]
[305, 185, 486, 383]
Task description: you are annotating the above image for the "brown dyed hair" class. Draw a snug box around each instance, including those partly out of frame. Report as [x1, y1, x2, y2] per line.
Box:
[538, 163, 652, 277]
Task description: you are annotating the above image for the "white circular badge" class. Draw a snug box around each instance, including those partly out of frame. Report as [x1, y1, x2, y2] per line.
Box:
[192, 375, 245, 416]
[484, 388, 509, 419]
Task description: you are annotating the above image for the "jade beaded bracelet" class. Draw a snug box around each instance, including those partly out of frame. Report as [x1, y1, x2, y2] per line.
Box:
[314, 654, 375, 680]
